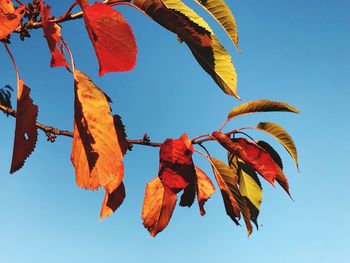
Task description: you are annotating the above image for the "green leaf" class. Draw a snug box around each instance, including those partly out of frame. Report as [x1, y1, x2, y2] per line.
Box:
[194, 0, 239, 48]
[257, 122, 299, 170]
[227, 100, 300, 119]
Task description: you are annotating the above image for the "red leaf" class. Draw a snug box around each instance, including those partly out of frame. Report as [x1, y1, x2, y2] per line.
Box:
[10, 79, 38, 173]
[100, 182, 126, 220]
[142, 176, 177, 237]
[0, 1, 25, 40]
[158, 133, 196, 193]
[195, 166, 215, 216]
[78, 1, 137, 76]
[71, 70, 124, 193]
[39, 0, 69, 67]
[212, 131, 277, 186]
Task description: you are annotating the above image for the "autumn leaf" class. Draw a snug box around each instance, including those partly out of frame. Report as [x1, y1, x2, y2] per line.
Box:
[100, 182, 126, 220]
[212, 131, 277, 186]
[158, 133, 196, 194]
[10, 80, 38, 173]
[227, 100, 300, 119]
[113, 115, 128, 155]
[71, 70, 124, 193]
[257, 141, 292, 197]
[39, 0, 69, 67]
[210, 158, 240, 223]
[179, 177, 196, 207]
[78, 1, 137, 76]
[257, 122, 299, 170]
[194, 0, 239, 48]
[0, 0, 25, 40]
[195, 166, 215, 216]
[134, 0, 239, 98]
[142, 176, 177, 237]
[133, 0, 211, 46]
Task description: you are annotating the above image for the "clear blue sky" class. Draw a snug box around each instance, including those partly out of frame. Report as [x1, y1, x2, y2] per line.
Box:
[0, 0, 349, 262]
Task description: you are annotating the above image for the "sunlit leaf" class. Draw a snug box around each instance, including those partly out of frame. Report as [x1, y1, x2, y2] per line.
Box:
[194, 0, 239, 48]
[142, 176, 177, 237]
[227, 100, 300, 119]
[257, 122, 299, 170]
[78, 1, 137, 75]
[0, 1, 25, 40]
[195, 166, 215, 215]
[71, 70, 124, 193]
[39, 0, 69, 67]
[100, 182, 126, 220]
[158, 133, 196, 194]
[10, 80, 38, 173]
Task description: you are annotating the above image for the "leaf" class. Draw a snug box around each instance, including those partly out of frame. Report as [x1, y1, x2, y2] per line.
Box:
[179, 178, 196, 207]
[194, 0, 239, 48]
[210, 158, 240, 223]
[135, 0, 239, 98]
[195, 166, 215, 216]
[133, 0, 211, 46]
[71, 70, 124, 193]
[78, 1, 137, 76]
[212, 131, 277, 186]
[257, 141, 292, 198]
[158, 133, 196, 194]
[100, 182, 126, 220]
[10, 80, 38, 173]
[0, 1, 25, 40]
[0, 85, 13, 108]
[142, 176, 177, 237]
[227, 100, 300, 119]
[113, 115, 128, 155]
[39, 0, 69, 67]
[257, 122, 299, 170]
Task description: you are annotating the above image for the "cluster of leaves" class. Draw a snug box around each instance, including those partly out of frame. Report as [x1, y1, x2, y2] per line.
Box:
[0, 0, 300, 237]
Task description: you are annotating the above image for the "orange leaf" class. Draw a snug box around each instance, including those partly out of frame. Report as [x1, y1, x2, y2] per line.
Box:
[195, 166, 215, 216]
[100, 182, 126, 220]
[78, 1, 137, 76]
[158, 133, 196, 193]
[142, 176, 177, 237]
[10, 79, 38, 173]
[39, 0, 69, 67]
[0, 1, 25, 40]
[71, 70, 124, 193]
[134, 0, 211, 47]
[212, 131, 277, 186]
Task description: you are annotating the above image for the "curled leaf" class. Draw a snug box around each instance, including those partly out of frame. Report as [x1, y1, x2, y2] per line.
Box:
[0, 1, 25, 40]
[79, 1, 137, 75]
[158, 134, 196, 194]
[195, 166, 215, 216]
[71, 70, 124, 193]
[228, 100, 300, 119]
[142, 177, 177, 237]
[257, 122, 299, 170]
[10, 80, 38, 173]
[100, 182, 126, 220]
[194, 0, 239, 48]
[39, 0, 69, 67]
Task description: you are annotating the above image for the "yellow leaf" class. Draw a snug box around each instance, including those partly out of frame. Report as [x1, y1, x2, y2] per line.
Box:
[194, 0, 239, 48]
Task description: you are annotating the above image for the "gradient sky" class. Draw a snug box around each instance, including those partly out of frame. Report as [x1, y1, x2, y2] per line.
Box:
[0, 1, 349, 262]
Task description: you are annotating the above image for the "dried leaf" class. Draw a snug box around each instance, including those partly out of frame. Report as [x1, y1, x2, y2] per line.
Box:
[195, 166, 215, 216]
[227, 100, 300, 119]
[212, 132, 277, 186]
[194, 0, 239, 48]
[78, 1, 137, 76]
[0, 1, 25, 40]
[10, 80, 38, 173]
[257, 122, 299, 170]
[39, 0, 69, 67]
[71, 70, 124, 193]
[142, 177, 177, 237]
[158, 133, 196, 194]
[210, 158, 240, 223]
[179, 178, 196, 207]
[100, 182, 126, 220]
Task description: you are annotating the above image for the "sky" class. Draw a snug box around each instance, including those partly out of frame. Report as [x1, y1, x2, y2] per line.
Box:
[0, 0, 349, 262]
